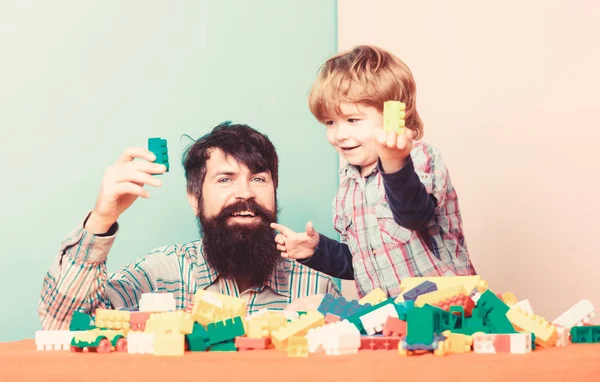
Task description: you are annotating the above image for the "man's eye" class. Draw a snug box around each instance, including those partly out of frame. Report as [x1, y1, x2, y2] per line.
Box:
[218, 178, 231, 183]
[252, 177, 266, 183]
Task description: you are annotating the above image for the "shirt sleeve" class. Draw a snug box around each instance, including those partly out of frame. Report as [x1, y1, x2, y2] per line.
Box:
[377, 156, 437, 230]
[37, 212, 157, 330]
[298, 234, 354, 280]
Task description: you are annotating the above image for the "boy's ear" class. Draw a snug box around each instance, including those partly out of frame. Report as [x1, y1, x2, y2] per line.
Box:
[187, 193, 199, 215]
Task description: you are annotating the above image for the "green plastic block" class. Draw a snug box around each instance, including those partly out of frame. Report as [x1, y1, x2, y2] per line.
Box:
[209, 340, 237, 352]
[571, 326, 600, 343]
[69, 311, 95, 331]
[148, 137, 169, 172]
[405, 307, 437, 346]
[394, 300, 415, 320]
[485, 311, 517, 334]
[346, 298, 394, 334]
[186, 322, 209, 351]
[531, 333, 536, 350]
[206, 316, 245, 346]
[383, 101, 406, 134]
[477, 290, 509, 317]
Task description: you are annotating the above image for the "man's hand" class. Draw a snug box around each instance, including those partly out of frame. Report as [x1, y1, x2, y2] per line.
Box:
[270, 221, 320, 260]
[375, 126, 416, 174]
[85, 147, 167, 234]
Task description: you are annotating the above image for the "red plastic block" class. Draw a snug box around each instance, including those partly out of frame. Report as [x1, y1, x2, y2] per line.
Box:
[434, 294, 475, 317]
[360, 336, 402, 350]
[325, 313, 341, 324]
[382, 317, 407, 337]
[235, 336, 271, 350]
[130, 312, 152, 331]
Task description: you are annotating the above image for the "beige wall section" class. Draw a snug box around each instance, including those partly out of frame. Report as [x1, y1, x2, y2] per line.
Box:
[338, 0, 600, 321]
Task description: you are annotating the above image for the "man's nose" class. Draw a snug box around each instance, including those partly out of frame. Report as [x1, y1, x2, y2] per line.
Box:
[234, 181, 256, 200]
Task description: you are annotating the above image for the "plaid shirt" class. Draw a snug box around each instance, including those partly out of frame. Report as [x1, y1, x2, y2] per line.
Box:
[334, 141, 476, 298]
[38, 213, 341, 330]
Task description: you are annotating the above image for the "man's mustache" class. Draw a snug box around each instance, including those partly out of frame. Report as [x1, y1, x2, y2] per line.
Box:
[216, 199, 275, 222]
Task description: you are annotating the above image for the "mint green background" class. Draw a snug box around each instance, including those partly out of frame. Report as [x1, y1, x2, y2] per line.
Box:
[0, 0, 338, 342]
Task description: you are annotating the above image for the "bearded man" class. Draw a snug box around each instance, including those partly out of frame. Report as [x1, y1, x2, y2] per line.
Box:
[38, 122, 339, 329]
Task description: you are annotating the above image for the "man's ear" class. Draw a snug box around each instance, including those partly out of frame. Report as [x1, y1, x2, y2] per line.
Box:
[187, 193, 199, 215]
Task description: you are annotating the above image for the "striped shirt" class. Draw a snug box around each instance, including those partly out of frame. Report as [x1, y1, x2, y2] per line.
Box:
[337, 141, 476, 297]
[38, 213, 341, 330]
[305, 141, 476, 299]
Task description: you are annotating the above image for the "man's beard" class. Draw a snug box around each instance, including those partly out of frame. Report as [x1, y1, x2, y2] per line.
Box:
[198, 198, 281, 287]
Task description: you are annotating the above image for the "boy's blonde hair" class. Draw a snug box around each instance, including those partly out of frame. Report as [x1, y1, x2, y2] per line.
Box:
[309, 45, 424, 140]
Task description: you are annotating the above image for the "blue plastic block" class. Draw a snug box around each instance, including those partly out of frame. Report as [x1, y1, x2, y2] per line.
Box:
[403, 281, 437, 301]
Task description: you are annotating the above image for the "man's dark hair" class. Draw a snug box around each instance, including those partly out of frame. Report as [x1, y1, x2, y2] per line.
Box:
[182, 121, 279, 199]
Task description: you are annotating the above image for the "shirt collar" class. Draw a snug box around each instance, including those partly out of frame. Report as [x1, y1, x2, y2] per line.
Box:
[339, 162, 379, 180]
[196, 241, 291, 297]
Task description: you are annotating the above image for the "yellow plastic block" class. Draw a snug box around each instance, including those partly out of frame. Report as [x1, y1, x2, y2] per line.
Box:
[254, 312, 287, 335]
[288, 336, 309, 357]
[400, 276, 488, 295]
[415, 285, 466, 308]
[154, 332, 185, 356]
[506, 306, 557, 347]
[502, 292, 518, 306]
[271, 312, 325, 351]
[247, 320, 269, 339]
[359, 288, 387, 305]
[145, 311, 194, 334]
[442, 330, 473, 353]
[383, 101, 406, 134]
[192, 291, 246, 326]
[95, 309, 131, 332]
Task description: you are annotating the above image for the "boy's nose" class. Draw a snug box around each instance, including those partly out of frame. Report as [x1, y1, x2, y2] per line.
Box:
[335, 124, 350, 141]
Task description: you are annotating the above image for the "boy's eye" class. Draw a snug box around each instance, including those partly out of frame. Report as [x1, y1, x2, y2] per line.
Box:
[348, 118, 360, 123]
[325, 120, 334, 126]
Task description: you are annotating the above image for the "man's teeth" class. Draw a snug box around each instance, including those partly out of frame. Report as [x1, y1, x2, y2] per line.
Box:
[232, 210, 255, 217]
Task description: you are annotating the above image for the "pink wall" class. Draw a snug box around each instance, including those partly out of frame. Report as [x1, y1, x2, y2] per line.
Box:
[338, 0, 600, 321]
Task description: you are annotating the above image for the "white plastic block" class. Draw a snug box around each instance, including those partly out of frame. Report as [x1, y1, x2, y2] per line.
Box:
[552, 299, 595, 329]
[359, 303, 398, 335]
[139, 293, 177, 312]
[35, 330, 73, 351]
[555, 326, 571, 347]
[473, 333, 532, 354]
[127, 332, 155, 354]
[305, 320, 360, 355]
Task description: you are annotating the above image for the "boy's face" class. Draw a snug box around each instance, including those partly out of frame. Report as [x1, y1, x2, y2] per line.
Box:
[325, 103, 382, 176]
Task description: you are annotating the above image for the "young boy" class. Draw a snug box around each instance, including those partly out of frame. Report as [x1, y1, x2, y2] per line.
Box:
[271, 45, 477, 298]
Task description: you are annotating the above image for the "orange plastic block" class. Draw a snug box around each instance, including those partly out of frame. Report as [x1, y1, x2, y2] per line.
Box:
[382, 317, 407, 337]
[235, 336, 271, 350]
